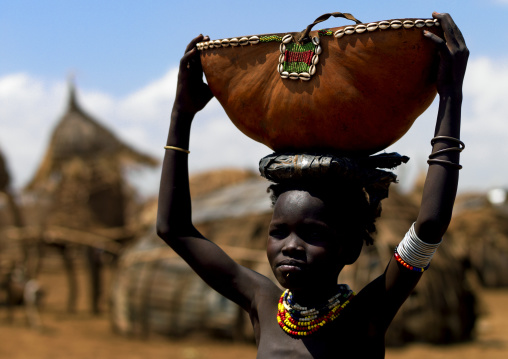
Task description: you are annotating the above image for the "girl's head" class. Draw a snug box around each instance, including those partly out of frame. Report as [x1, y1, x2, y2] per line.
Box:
[266, 180, 377, 290]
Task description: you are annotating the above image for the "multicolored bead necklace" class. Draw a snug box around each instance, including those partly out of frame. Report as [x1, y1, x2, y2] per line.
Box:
[277, 284, 355, 337]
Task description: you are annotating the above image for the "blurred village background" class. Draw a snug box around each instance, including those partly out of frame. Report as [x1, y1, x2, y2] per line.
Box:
[2, 1, 508, 358]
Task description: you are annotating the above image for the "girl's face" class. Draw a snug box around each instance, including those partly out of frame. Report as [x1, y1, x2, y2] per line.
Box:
[267, 190, 356, 291]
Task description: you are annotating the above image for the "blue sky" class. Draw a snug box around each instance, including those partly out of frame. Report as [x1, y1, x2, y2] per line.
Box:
[1, 1, 508, 196]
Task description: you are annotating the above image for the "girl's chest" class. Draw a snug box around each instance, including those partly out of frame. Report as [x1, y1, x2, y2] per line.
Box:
[253, 297, 386, 358]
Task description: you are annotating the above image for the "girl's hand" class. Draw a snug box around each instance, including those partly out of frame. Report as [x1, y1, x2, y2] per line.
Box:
[424, 12, 469, 97]
[173, 35, 214, 117]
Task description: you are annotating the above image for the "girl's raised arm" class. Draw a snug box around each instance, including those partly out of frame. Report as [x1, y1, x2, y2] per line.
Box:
[381, 12, 469, 317]
[156, 35, 274, 311]
[415, 12, 469, 241]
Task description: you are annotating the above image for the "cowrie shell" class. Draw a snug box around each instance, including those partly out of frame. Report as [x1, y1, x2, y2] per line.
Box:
[282, 34, 293, 44]
[390, 20, 402, 29]
[334, 29, 345, 38]
[249, 36, 259, 44]
[299, 72, 311, 81]
[367, 23, 379, 32]
[403, 20, 414, 29]
[355, 25, 366, 34]
[344, 26, 355, 35]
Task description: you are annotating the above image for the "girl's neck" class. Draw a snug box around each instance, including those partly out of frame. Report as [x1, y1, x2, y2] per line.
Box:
[290, 284, 342, 307]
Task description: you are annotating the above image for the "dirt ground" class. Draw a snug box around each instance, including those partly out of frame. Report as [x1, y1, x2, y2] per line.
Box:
[2, 258, 508, 359]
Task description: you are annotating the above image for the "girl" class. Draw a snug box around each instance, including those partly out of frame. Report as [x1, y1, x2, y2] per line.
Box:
[157, 12, 468, 358]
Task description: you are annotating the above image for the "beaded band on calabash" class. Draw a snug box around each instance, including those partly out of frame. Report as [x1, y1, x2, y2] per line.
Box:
[196, 18, 441, 82]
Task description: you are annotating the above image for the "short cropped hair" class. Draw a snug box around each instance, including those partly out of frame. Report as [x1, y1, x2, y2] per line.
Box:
[267, 180, 376, 245]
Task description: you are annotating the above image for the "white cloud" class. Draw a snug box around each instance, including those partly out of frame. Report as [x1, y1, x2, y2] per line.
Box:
[1, 56, 508, 196]
[0, 69, 269, 196]
[386, 56, 508, 192]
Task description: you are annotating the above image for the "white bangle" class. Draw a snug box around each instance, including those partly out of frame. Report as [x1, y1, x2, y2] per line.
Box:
[396, 223, 441, 269]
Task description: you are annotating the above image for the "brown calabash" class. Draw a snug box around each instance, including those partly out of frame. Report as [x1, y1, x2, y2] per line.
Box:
[200, 19, 442, 155]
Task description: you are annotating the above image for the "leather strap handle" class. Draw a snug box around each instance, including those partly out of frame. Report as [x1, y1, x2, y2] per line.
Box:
[298, 12, 362, 43]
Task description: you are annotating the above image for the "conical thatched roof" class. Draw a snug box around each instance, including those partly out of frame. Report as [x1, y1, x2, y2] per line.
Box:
[0, 147, 10, 193]
[24, 82, 158, 230]
[26, 83, 157, 190]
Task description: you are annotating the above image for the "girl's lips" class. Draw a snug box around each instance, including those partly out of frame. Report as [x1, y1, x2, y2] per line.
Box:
[278, 264, 303, 272]
[277, 260, 306, 273]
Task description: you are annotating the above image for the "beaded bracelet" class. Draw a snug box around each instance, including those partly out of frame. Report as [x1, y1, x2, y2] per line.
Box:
[394, 250, 429, 273]
[395, 223, 440, 272]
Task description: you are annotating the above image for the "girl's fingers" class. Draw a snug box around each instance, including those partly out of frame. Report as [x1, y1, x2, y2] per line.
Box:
[184, 34, 204, 54]
[424, 30, 451, 58]
[432, 12, 465, 49]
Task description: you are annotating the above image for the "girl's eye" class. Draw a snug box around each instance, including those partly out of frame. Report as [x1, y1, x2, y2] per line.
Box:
[269, 229, 287, 239]
[303, 227, 332, 242]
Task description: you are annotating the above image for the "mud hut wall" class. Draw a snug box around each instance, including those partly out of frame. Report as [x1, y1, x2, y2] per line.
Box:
[112, 183, 479, 344]
[447, 206, 508, 287]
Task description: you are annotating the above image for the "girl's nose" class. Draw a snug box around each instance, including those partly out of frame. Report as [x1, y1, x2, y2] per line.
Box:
[282, 233, 304, 254]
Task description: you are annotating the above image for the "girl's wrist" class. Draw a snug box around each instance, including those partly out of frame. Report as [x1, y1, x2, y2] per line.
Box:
[439, 89, 463, 103]
[168, 110, 193, 146]
[171, 106, 196, 120]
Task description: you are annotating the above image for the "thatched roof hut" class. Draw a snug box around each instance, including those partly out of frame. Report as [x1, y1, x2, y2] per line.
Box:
[10, 83, 159, 313]
[446, 193, 508, 287]
[0, 147, 23, 230]
[25, 83, 158, 231]
[0, 148, 10, 194]
[111, 170, 479, 344]
[111, 174, 271, 339]
[0, 147, 28, 284]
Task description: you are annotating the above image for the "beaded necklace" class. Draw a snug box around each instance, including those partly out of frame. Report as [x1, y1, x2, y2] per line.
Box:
[277, 284, 355, 337]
